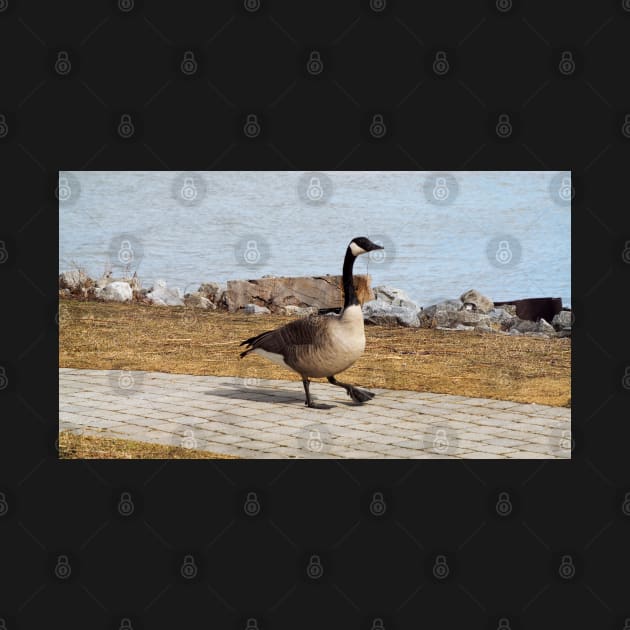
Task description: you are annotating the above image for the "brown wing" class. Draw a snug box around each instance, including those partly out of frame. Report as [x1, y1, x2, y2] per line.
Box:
[239, 315, 332, 368]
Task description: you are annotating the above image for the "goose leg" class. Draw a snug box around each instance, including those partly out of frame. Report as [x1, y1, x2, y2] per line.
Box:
[302, 378, 332, 409]
[327, 376, 375, 404]
[302, 379, 313, 406]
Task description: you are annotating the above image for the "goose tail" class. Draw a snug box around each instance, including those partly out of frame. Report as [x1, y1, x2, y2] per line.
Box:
[239, 330, 274, 358]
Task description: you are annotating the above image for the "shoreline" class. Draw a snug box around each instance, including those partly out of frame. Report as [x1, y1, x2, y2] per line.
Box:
[58, 269, 572, 338]
[58, 267, 572, 311]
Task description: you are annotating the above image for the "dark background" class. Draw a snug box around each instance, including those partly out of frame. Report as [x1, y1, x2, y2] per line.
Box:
[1, 0, 629, 627]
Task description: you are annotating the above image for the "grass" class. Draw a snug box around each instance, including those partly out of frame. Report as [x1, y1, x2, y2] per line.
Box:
[59, 298, 570, 407]
[58, 430, 239, 459]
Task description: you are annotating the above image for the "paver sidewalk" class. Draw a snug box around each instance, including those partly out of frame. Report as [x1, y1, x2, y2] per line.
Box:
[59, 368, 571, 459]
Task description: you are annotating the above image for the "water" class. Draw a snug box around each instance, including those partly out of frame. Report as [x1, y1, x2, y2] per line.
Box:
[59, 171, 571, 307]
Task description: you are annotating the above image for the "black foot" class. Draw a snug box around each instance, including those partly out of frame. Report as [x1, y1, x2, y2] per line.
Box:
[346, 386, 375, 404]
[305, 400, 333, 410]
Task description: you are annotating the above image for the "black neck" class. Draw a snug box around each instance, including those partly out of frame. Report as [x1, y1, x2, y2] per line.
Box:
[342, 247, 359, 309]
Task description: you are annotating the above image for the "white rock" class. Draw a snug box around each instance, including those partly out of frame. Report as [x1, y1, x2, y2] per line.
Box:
[487, 308, 514, 325]
[453, 310, 486, 325]
[244, 304, 271, 314]
[421, 300, 462, 319]
[551, 310, 572, 329]
[510, 317, 555, 336]
[432, 309, 453, 327]
[373, 286, 419, 310]
[362, 299, 421, 327]
[184, 293, 215, 310]
[59, 270, 89, 291]
[147, 280, 184, 306]
[514, 319, 539, 333]
[100, 281, 133, 302]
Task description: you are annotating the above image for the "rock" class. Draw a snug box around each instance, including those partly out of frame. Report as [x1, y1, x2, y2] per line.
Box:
[475, 323, 495, 333]
[225, 275, 374, 313]
[421, 299, 462, 318]
[513, 319, 539, 333]
[500, 304, 517, 316]
[505, 316, 556, 336]
[460, 289, 494, 313]
[362, 300, 421, 327]
[418, 300, 461, 328]
[508, 328, 521, 336]
[244, 303, 271, 315]
[452, 310, 487, 326]
[432, 309, 451, 327]
[278, 305, 318, 317]
[100, 281, 133, 302]
[501, 316, 519, 331]
[537, 318, 555, 334]
[425, 309, 450, 328]
[435, 308, 497, 330]
[184, 292, 215, 310]
[393, 308, 422, 328]
[104, 275, 139, 290]
[59, 270, 90, 291]
[146, 280, 184, 307]
[198, 282, 226, 305]
[551, 310, 572, 330]
[373, 286, 419, 310]
[487, 308, 514, 325]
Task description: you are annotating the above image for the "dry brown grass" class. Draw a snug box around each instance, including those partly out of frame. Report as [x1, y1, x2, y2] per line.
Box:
[59, 298, 571, 407]
[58, 430, 239, 459]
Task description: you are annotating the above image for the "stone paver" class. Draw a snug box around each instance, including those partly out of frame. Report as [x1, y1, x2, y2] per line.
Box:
[59, 369, 571, 459]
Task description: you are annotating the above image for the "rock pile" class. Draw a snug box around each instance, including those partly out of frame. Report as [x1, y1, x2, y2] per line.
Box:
[58, 271, 226, 310]
[363, 286, 571, 338]
[59, 270, 571, 337]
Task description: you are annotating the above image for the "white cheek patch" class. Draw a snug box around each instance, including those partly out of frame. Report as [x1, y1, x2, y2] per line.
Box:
[349, 242, 367, 256]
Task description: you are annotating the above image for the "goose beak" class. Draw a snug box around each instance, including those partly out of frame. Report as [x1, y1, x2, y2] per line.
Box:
[366, 241, 384, 252]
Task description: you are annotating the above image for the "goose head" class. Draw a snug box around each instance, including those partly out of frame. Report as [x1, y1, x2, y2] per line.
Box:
[348, 237, 384, 257]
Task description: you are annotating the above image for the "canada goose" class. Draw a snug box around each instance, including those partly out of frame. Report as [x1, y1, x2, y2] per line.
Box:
[239, 236, 384, 408]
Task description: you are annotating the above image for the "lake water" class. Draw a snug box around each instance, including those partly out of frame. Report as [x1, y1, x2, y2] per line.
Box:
[59, 170, 571, 308]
